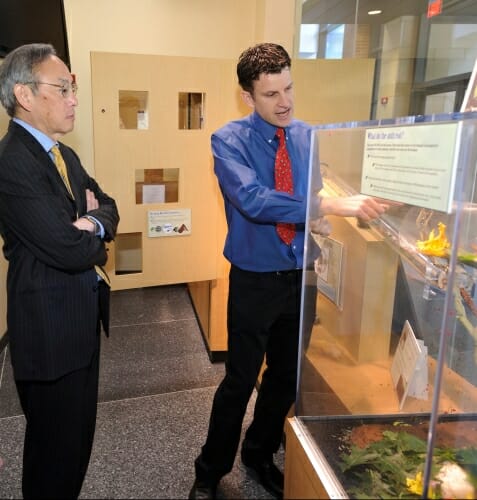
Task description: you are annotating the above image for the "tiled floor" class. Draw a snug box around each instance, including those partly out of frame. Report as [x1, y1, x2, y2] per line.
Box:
[0, 284, 283, 499]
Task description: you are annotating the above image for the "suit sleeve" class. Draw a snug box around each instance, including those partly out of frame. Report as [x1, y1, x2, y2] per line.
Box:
[63, 146, 119, 242]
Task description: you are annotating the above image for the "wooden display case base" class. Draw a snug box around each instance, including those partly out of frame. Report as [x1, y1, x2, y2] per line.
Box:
[188, 280, 227, 362]
[284, 417, 345, 499]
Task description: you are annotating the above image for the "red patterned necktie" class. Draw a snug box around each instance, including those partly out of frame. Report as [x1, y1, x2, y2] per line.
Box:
[274, 128, 295, 245]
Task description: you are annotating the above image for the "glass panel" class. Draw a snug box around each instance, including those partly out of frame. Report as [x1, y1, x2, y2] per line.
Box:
[299, 1, 477, 117]
[424, 90, 456, 114]
[118, 90, 148, 130]
[114, 232, 142, 275]
[325, 24, 344, 59]
[299, 23, 319, 59]
[296, 112, 477, 498]
[135, 168, 179, 204]
[426, 23, 477, 81]
[178, 92, 205, 129]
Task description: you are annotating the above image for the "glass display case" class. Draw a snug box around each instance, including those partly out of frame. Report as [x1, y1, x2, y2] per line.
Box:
[288, 113, 477, 499]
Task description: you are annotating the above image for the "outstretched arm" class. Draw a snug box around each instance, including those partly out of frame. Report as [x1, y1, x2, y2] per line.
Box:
[319, 194, 390, 222]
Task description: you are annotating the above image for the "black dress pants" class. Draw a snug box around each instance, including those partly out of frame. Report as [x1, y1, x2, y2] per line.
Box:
[196, 265, 302, 483]
[15, 337, 100, 499]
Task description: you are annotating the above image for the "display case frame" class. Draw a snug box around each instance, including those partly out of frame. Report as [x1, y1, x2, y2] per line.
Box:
[290, 112, 477, 499]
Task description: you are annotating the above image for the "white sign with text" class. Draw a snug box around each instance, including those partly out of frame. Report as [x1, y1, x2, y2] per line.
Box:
[391, 321, 429, 410]
[361, 122, 461, 213]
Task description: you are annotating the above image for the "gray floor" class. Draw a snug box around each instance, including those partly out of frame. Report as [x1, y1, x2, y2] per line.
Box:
[0, 284, 283, 499]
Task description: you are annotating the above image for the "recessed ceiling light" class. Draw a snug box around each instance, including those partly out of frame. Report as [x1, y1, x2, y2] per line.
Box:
[368, 10, 382, 15]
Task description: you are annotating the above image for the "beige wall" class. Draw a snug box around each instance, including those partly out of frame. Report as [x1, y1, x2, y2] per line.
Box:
[0, 0, 298, 341]
[63, 0, 297, 172]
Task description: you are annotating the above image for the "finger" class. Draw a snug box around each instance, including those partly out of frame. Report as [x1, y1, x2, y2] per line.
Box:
[86, 189, 99, 210]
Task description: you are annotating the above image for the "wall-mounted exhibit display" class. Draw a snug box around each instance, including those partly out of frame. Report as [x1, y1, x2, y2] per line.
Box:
[91, 52, 227, 289]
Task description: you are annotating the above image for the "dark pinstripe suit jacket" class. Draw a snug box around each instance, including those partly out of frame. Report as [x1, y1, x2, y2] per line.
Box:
[0, 121, 119, 381]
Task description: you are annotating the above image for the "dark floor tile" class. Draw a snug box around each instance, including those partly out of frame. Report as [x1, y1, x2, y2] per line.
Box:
[0, 388, 281, 500]
[99, 319, 224, 402]
[80, 388, 278, 499]
[0, 348, 22, 418]
[0, 414, 24, 498]
[110, 285, 196, 327]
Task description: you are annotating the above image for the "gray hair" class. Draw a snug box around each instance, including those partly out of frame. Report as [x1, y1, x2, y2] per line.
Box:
[0, 43, 57, 117]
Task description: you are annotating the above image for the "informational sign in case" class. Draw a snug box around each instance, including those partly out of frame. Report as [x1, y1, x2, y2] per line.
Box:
[390, 321, 428, 410]
[312, 234, 344, 309]
[148, 209, 191, 238]
[361, 122, 461, 213]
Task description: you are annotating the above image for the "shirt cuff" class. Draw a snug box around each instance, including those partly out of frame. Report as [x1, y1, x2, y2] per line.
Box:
[84, 215, 105, 238]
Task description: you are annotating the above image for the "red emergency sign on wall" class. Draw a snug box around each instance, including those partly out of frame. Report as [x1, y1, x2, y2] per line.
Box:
[427, 0, 442, 18]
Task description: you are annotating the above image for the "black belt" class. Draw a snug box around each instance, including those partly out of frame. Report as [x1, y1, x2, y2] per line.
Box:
[231, 265, 302, 277]
[273, 269, 302, 276]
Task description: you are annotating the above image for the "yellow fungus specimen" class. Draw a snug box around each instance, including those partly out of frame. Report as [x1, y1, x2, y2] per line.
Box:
[416, 222, 450, 257]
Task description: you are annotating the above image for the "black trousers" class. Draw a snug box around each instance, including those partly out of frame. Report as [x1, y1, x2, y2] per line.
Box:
[196, 265, 302, 483]
[15, 336, 100, 499]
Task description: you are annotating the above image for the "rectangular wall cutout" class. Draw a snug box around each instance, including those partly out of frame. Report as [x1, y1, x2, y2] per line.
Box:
[178, 92, 205, 129]
[119, 90, 149, 129]
[135, 168, 179, 204]
[114, 232, 142, 275]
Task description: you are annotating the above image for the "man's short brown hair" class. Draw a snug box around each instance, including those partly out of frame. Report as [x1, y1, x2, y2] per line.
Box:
[237, 43, 291, 94]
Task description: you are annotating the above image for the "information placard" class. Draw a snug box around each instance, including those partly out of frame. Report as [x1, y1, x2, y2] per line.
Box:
[361, 122, 461, 213]
[390, 321, 428, 410]
[312, 235, 344, 309]
[148, 209, 191, 237]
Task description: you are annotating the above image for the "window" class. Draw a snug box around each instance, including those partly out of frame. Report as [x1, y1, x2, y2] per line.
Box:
[325, 24, 345, 59]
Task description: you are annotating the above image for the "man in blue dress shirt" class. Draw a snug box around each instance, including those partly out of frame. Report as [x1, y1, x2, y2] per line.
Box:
[190, 43, 388, 499]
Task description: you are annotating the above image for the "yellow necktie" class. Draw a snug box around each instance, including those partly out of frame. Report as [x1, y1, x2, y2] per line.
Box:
[51, 145, 73, 197]
[51, 145, 111, 286]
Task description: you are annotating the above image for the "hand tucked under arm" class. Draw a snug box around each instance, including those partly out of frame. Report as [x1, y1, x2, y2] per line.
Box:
[72, 217, 96, 233]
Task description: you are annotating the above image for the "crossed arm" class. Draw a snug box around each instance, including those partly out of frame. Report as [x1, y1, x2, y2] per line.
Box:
[72, 189, 101, 233]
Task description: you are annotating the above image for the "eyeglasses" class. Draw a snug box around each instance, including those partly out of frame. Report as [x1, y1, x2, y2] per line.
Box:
[26, 81, 78, 98]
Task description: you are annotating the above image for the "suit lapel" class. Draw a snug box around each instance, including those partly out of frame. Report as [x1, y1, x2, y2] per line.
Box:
[58, 144, 85, 214]
[10, 122, 80, 214]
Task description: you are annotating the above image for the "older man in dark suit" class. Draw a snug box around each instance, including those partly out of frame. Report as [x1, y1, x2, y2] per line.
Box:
[0, 43, 119, 499]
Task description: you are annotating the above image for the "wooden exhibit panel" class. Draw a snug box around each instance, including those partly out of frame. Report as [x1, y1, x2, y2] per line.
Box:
[91, 52, 239, 291]
[293, 59, 376, 126]
[188, 279, 227, 359]
[316, 215, 399, 363]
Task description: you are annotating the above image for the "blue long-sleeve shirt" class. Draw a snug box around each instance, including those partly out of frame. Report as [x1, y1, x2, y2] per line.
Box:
[212, 111, 322, 272]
